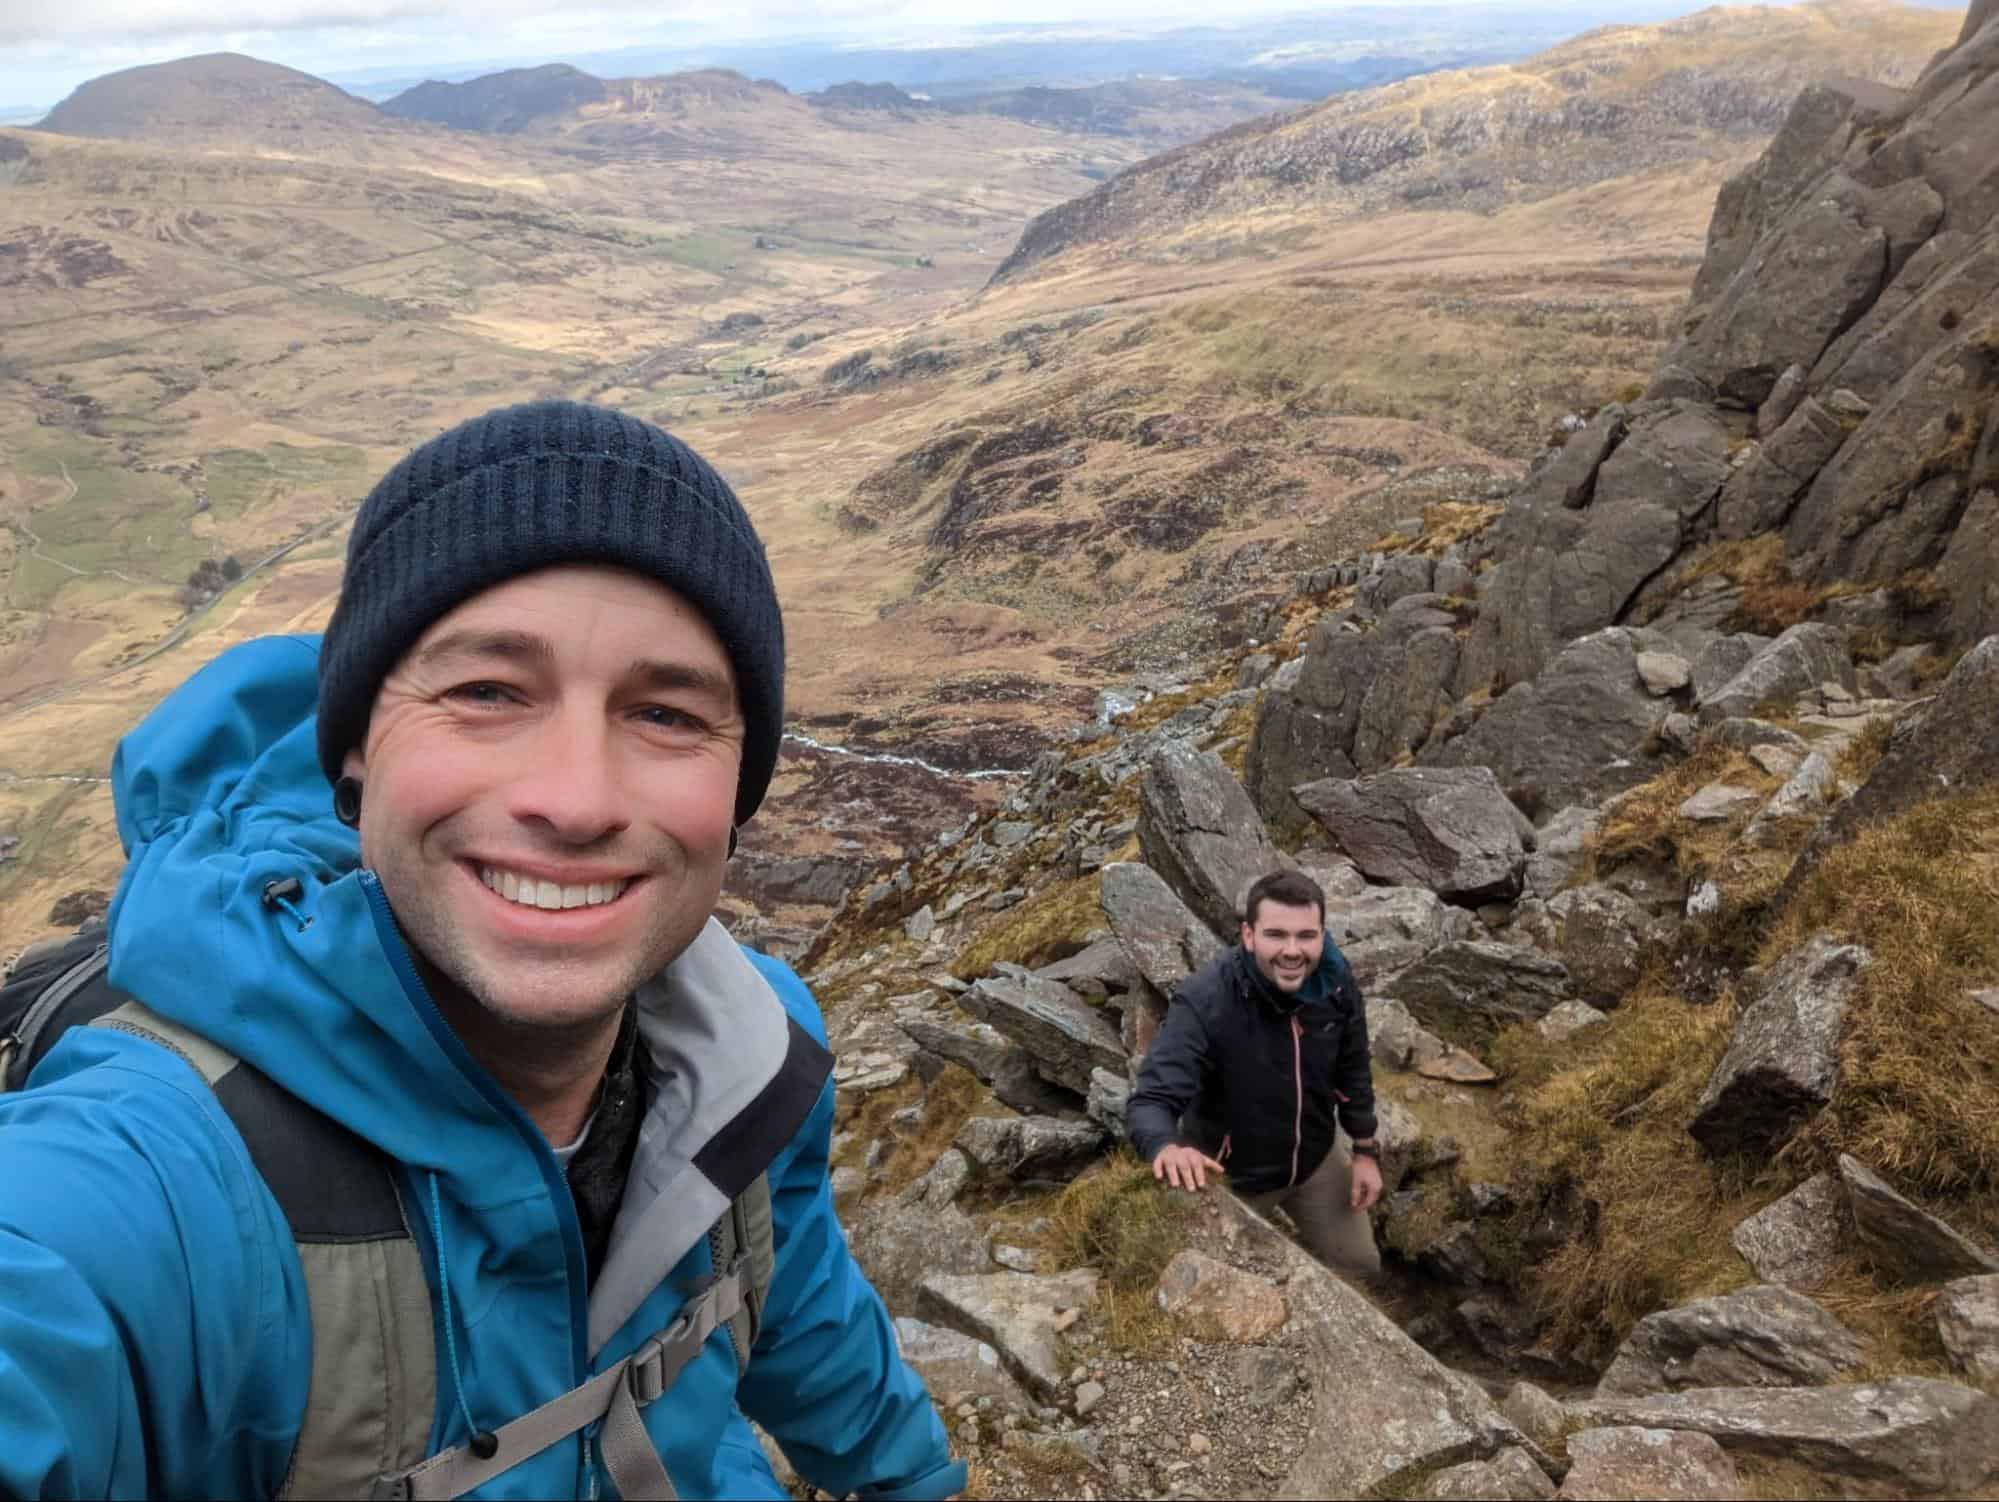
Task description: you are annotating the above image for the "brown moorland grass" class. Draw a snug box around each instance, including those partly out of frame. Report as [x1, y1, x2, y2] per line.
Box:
[1584, 741, 1782, 879]
[1766, 787, 1999, 1234]
[1044, 1151, 1201, 1355]
[1504, 983, 1757, 1360]
[1506, 782, 1999, 1365]
[951, 872, 1106, 979]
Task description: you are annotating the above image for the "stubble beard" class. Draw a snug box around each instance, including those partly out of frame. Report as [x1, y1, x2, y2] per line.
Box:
[376, 839, 717, 1038]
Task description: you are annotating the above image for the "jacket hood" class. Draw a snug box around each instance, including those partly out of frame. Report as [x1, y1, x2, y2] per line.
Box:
[109, 633, 508, 1175]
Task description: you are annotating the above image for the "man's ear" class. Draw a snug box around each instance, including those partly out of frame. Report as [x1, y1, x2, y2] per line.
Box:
[341, 745, 367, 781]
[1239, 921, 1254, 948]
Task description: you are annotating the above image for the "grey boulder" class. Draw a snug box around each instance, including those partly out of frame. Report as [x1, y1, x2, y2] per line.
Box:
[1098, 860, 1223, 995]
[1571, 1379, 1999, 1495]
[1594, 1285, 1864, 1397]
[1838, 1155, 1999, 1285]
[1138, 742, 1287, 935]
[1295, 765, 1529, 905]
[1689, 936, 1869, 1156]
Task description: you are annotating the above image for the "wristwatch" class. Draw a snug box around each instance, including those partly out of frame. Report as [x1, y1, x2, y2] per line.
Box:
[1350, 1138, 1381, 1161]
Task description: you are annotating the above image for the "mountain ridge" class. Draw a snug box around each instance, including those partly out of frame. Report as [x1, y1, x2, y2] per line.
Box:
[35, 52, 395, 142]
[992, 0, 1962, 284]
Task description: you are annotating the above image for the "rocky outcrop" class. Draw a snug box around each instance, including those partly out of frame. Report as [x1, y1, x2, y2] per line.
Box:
[916, 1268, 1102, 1401]
[1295, 766, 1530, 904]
[1326, 885, 1478, 989]
[1153, 1250, 1288, 1341]
[1689, 936, 1870, 1155]
[1696, 623, 1853, 725]
[1731, 1173, 1849, 1288]
[1425, 1447, 1557, 1501]
[1429, 629, 1670, 817]
[1555, 1426, 1740, 1501]
[1571, 1379, 1999, 1495]
[1138, 743, 1286, 934]
[1838, 1154, 1999, 1284]
[1245, 594, 1466, 825]
[960, 969, 1126, 1095]
[1212, 1191, 1551, 1497]
[1391, 940, 1573, 1043]
[1937, 1274, 1999, 1382]
[1595, 1285, 1864, 1397]
[955, 1115, 1107, 1181]
[1787, 638, 1999, 895]
[1098, 860, 1223, 994]
[1716, 397, 1850, 539]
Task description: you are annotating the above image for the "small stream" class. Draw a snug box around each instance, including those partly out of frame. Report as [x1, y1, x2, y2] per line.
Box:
[781, 730, 1020, 782]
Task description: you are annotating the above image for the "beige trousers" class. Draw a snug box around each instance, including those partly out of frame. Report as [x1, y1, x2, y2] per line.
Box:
[1239, 1136, 1382, 1284]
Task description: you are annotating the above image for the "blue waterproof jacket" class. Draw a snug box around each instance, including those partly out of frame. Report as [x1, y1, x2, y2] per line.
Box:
[0, 634, 962, 1501]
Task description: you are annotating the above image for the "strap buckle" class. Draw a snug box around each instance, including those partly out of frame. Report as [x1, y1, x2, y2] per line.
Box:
[627, 1309, 693, 1407]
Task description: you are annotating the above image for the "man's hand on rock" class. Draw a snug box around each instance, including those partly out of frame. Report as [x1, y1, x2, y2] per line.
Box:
[1349, 1152, 1383, 1211]
[1151, 1144, 1225, 1192]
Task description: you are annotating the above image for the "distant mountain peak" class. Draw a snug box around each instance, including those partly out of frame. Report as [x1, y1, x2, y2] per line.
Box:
[36, 52, 385, 141]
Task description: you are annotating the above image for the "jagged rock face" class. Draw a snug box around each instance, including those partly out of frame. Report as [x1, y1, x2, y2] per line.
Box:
[1098, 860, 1224, 994]
[1422, 1447, 1556, 1501]
[1787, 636, 1999, 896]
[1557, 1426, 1740, 1501]
[1427, 629, 1669, 817]
[1325, 885, 1478, 991]
[1837, 1154, 1999, 1284]
[1390, 939, 1573, 1045]
[1595, 1285, 1865, 1397]
[1696, 623, 1854, 725]
[1295, 766, 1530, 905]
[1469, 492, 1684, 695]
[1571, 1379, 1999, 1495]
[955, 1115, 1107, 1181]
[1937, 1274, 1999, 1382]
[1690, 19, 1999, 635]
[1717, 396, 1851, 539]
[1731, 1173, 1850, 1288]
[960, 970, 1125, 1095]
[1212, 1191, 1550, 1497]
[1138, 743, 1287, 935]
[1689, 936, 1870, 1155]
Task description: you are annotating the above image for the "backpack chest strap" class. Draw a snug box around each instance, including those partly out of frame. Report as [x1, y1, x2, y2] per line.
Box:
[376, 1261, 747, 1502]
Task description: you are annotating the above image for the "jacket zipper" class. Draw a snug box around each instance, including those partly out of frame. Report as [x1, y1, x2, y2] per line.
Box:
[1288, 1015, 1304, 1188]
[358, 873, 597, 1466]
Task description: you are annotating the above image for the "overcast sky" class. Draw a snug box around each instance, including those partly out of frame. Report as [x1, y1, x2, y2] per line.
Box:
[1, 0, 1716, 109]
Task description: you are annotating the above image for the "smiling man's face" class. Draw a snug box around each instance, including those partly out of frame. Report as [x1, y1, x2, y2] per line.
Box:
[343, 563, 743, 1032]
[1240, 898, 1325, 994]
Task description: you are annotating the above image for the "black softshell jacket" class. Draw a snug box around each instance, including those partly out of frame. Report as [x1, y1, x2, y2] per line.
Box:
[1125, 940, 1377, 1196]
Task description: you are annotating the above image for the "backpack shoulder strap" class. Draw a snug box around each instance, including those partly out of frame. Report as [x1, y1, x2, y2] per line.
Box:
[2, 943, 436, 1501]
[709, 1171, 774, 1374]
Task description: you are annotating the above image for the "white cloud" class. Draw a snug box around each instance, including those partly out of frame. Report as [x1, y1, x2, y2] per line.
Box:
[0, 0, 940, 45]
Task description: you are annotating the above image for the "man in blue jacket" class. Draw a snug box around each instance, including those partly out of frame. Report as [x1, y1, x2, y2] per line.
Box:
[0, 400, 963, 1500]
[1125, 869, 1384, 1283]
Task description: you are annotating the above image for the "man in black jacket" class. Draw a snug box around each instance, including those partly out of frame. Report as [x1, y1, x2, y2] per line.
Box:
[1126, 869, 1383, 1282]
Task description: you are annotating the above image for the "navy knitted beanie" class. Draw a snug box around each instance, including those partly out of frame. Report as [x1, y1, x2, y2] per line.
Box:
[317, 399, 784, 826]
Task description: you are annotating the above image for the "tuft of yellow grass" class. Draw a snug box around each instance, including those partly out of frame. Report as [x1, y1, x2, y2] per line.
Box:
[1767, 787, 1999, 1234]
[1043, 1151, 1202, 1355]
[1504, 984, 1758, 1358]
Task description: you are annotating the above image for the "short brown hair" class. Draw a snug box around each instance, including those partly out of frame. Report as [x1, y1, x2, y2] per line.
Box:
[1242, 869, 1325, 928]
